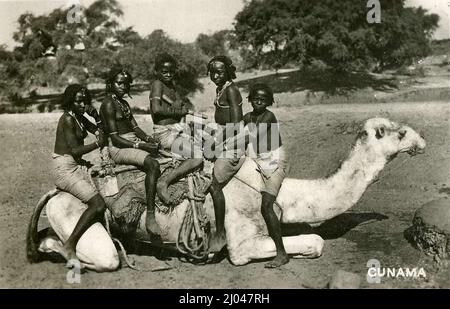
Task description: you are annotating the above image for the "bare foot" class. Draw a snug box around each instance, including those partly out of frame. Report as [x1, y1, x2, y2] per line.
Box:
[146, 211, 162, 243]
[264, 254, 289, 268]
[208, 232, 226, 253]
[156, 180, 170, 204]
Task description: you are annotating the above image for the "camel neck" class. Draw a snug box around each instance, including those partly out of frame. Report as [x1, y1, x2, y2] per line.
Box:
[326, 142, 387, 212]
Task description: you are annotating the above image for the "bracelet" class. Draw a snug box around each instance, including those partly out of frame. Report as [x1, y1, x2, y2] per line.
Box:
[95, 141, 100, 148]
[133, 142, 140, 149]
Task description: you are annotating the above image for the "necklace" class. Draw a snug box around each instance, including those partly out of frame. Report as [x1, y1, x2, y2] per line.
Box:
[214, 81, 232, 108]
[112, 94, 131, 119]
[68, 111, 86, 133]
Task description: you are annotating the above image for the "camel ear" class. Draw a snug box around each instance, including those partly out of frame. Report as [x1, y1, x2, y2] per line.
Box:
[375, 127, 385, 139]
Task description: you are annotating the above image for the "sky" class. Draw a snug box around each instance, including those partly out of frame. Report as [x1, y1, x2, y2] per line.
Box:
[0, 0, 448, 50]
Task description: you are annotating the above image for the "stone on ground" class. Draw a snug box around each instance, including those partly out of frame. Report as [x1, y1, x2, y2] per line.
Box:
[409, 199, 450, 261]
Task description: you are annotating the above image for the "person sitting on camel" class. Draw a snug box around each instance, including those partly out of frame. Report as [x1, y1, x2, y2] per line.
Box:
[149, 53, 203, 204]
[52, 84, 107, 263]
[100, 67, 162, 241]
[204, 55, 245, 253]
[243, 83, 290, 268]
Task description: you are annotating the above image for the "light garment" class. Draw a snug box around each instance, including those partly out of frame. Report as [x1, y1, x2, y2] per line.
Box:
[205, 123, 246, 184]
[153, 123, 203, 159]
[152, 123, 186, 150]
[108, 132, 148, 167]
[253, 146, 289, 196]
[52, 153, 98, 202]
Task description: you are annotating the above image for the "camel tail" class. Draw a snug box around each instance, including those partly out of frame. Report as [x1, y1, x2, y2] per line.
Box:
[26, 189, 59, 263]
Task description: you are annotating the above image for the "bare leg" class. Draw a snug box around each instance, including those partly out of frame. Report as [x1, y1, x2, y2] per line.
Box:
[157, 158, 203, 204]
[60, 194, 106, 263]
[208, 176, 227, 252]
[261, 192, 289, 268]
[142, 156, 162, 242]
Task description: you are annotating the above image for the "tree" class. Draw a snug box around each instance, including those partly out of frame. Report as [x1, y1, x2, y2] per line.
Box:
[118, 30, 207, 95]
[195, 30, 231, 58]
[2, 0, 206, 105]
[233, 0, 439, 72]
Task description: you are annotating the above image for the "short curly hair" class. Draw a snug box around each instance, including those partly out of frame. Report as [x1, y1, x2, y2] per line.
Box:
[61, 84, 91, 111]
[207, 55, 237, 80]
[105, 66, 133, 94]
[154, 53, 177, 71]
[248, 83, 274, 105]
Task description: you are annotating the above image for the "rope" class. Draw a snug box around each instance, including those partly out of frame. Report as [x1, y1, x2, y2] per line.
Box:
[175, 172, 210, 261]
[232, 175, 283, 212]
[104, 210, 140, 271]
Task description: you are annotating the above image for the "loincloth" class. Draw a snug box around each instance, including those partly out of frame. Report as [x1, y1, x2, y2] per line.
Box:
[253, 146, 289, 196]
[51, 153, 98, 202]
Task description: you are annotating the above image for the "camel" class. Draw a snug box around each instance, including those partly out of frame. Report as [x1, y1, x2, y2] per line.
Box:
[27, 118, 426, 271]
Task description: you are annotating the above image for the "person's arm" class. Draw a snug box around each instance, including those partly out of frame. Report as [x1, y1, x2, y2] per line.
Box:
[216, 85, 244, 141]
[149, 81, 188, 118]
[63, 115, 100, 157]
[227, 85, 243, 125]
[83, 105, 103, 134]
[80, 116, 100, 135]
[130, 116, 157, 143]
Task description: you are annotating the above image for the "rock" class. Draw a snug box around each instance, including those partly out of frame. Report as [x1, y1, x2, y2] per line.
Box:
[409, 199, 450, 261]
[328, 270, 361, 289]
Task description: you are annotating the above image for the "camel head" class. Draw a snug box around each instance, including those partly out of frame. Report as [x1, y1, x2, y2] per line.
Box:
[358, 118, 426, 159]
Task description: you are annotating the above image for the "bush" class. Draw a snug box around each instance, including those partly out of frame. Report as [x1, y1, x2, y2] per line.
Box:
[47, 103, 55, 112]
[37, 103, 46, 113]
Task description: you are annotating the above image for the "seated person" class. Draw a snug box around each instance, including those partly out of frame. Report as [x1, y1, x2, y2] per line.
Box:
[149, 53, 203, 204]
[205, 55, 245, 252]
[243, 83, 290, 268]
[52, 84, 107, 263]
[100, 67, 162, 240]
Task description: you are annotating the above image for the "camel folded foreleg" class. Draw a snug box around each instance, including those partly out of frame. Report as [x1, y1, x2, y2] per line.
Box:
[45, 192, 120, 272]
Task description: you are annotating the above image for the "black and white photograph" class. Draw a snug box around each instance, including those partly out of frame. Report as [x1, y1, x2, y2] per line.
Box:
[0, 0, 449, 290]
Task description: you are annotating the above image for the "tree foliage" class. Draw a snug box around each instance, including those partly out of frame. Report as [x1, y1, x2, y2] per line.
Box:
[1, 0, 206, 104]
[233, 0, 439, 71]
[195, 30, 231, 58]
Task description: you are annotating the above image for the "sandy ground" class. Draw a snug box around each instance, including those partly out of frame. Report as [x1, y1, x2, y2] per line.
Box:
[1, 99, 449, 289]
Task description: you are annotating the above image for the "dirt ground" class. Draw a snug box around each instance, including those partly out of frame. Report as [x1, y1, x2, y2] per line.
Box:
[1, 97, 449, 289]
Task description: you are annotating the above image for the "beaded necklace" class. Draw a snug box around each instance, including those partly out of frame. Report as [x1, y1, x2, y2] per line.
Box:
[111, 93, 132, 119]
[214, 81, 232, 108]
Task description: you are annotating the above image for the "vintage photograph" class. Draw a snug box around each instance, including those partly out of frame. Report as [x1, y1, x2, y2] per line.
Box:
[0, 0, 449, 289]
